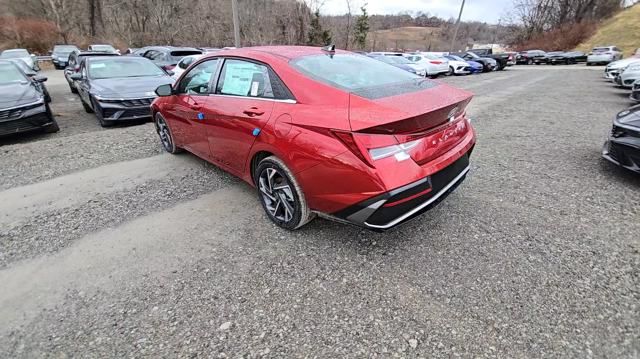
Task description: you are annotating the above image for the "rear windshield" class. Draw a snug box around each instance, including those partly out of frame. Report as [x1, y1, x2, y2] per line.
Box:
[88, 57, 165, 79]
[593, 47, 610, 52]
[53, 46, 77, 54]
[91, 45, 116, 52]
[169, 50, 202, 61]
[0, 62, 27, 84]
[0, 50, 29, 58]
[290, 54, 435, 99]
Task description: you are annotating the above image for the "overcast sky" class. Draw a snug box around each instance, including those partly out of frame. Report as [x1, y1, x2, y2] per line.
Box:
[321, 0, 515, 24]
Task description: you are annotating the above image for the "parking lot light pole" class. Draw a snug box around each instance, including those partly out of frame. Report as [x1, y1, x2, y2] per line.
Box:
[232, 0, 241, 48]
[449, 0, 466, 52]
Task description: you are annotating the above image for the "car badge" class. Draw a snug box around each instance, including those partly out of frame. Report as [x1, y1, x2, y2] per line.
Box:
[448, 106, 459, 122]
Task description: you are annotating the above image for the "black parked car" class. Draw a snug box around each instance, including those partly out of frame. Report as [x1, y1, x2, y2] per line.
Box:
[468, 48, 509, 70]
[8, 59, 51, 103]
[452, 52, 497, 72]
[0, 60, 58, 137]
[543, 51, 571, 65]
[139, 46, 202, 72]
[517, 50, 547, 65]
[64, 50, 119, 93]
[602, 105, 640, 174]
[51, 44, 79, 69]
[564, 51, 588, 63]
[69, 56, 173, 127]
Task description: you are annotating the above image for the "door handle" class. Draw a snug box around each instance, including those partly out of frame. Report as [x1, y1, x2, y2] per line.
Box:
[243, 107, 265, 117]
[188, 103, 201, 111]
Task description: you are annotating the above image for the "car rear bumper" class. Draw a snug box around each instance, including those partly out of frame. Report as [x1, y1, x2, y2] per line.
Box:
[331, 148, 473, 231]
[0, 104, 52, 137]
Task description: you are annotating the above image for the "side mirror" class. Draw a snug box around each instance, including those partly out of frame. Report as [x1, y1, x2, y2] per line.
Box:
[33, 75, 48, 82]
[69, 73, 82, 80]
[165, 70, 175, 77]
[155, 84, 174, 97]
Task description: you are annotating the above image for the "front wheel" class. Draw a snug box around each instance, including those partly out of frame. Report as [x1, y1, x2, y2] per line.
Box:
[447, 66, 454, 76]
[155, 113, 182, 153]
[255, 156, 314, 230]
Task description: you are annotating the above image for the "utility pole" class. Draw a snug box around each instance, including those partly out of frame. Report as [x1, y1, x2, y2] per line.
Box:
[449, 0, 466, 52]
[231, 0, 241, 48]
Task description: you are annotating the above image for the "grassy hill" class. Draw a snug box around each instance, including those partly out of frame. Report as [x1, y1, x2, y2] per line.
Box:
[577, 4, 640, 56]
[367, 26, 444, 52]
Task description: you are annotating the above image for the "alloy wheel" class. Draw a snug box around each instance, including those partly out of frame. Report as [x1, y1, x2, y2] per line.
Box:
[156, 116, 173, 151]
[258, 167, 296, 223]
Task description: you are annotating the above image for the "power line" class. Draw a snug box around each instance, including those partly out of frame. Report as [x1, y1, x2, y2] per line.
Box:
[449, 0, 466, 52]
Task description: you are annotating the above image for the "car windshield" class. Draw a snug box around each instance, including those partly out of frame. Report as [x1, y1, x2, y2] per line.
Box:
[291, 54, 420, 92]
[53, 46, 77, 54]
[447, 55, 466, 62]
[1, 50, 29, 59]
[9, 59, 34, 74]
[92, 45, 116, 52]
[0, 62, 28, 84]
[466, 52, 480, 59]
[169, 50, 202, 62]
[88, 58, 166, 79]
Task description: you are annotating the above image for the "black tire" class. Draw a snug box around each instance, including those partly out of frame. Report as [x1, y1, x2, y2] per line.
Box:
[69, 83, 78, 94]
[43, 87, 52, 103]
[254, 156, 314, 230]
[527, 59, 533, 65]
[82, 98, 93, 113]
[447, 66, 454, 76]
[43, 105, 59, 133]
[155, 113, 182, 153]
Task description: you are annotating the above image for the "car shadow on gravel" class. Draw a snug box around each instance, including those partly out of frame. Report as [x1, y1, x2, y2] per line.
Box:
[0, 130, 58, 147]
[598, 159, 640, 186]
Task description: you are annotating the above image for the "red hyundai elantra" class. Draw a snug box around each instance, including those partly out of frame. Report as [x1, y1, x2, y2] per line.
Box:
[151, 46, 476, 231]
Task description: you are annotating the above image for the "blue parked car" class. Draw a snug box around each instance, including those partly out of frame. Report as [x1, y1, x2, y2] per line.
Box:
[445, 55, 483, 74]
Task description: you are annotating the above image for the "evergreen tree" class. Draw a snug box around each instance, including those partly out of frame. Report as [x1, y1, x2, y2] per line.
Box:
[307, 10, 332, 46]
[353, 4, 370, 50]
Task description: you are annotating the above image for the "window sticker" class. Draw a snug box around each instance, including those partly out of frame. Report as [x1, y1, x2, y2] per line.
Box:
[221, 62, 259, 96]
[90, 63, 106, 69]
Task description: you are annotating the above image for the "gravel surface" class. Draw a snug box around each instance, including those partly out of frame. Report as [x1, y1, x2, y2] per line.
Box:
[0, 66, 638, 358]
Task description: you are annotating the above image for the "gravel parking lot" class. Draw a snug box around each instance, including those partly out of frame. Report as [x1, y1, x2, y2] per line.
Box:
[1, 66, 638, 358]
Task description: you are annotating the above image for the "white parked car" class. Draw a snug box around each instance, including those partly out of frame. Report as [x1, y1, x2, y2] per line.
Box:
[604, 57, 640, 79]
[0, 48, 38, 70]
[618, 62, 640, 88]
[368, 52, 427, 77]
[88, 44, 119, 54]
[172, 54, 204, 80]
[587, 46, 623, 66]
[404, 52, 449, 77]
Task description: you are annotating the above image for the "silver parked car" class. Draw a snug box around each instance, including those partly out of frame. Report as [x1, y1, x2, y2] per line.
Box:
[0, 48, 39, 70]
[587, 46, 623, 66]
[617, 62, 640, 88]
[604, 57, 640, 79]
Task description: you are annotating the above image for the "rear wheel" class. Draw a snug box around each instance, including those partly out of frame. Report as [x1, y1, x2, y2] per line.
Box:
[447, 66, 454, 76]
[255, 156, 314, 230]
[527, 59, 533, 65]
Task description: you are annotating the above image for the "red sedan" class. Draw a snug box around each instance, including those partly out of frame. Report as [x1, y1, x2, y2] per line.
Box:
[151, 46, 476, 231]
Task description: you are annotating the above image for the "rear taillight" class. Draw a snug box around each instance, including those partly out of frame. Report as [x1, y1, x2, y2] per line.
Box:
[332, 130, 374, 167]
[368, 140, 422, 161]
[430, 61, 442, 64]
[332, 130, 422, 167]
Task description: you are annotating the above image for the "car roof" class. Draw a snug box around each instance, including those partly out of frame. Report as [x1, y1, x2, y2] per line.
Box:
[202, 46, 351, 61]
[145, 46, 202, 52]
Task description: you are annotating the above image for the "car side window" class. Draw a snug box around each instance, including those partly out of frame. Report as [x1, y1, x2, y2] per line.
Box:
[177, 59, 219, 95]
[216, 59, 292, 100]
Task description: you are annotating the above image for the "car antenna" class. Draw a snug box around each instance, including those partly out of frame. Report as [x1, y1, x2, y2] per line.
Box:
[321, 44, 336, 57]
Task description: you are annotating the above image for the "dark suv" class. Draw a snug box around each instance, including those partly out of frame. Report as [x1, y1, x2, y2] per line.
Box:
[139, 46, 202, 72]
[64, 51, 119, 93]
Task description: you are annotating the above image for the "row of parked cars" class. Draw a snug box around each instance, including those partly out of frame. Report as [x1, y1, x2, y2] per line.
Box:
[516, 46, 640, 67]
[601, 52, 640, 174]
[363, 49, 514, 78]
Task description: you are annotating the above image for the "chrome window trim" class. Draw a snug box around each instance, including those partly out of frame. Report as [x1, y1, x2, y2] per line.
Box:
[207, 93, 296, 104]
